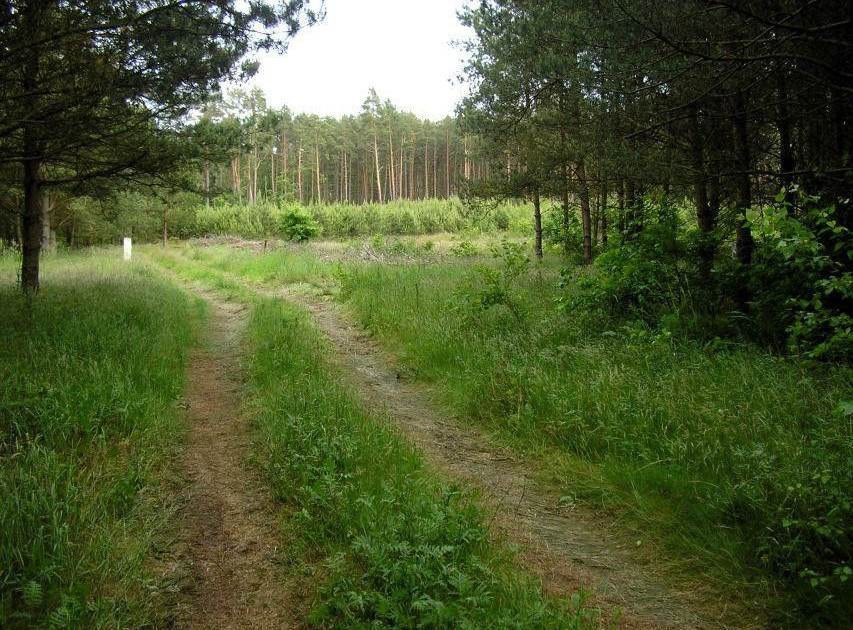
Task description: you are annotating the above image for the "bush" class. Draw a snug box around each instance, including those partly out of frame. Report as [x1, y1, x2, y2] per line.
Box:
[456, 240, 531, 322]
[746, 189, 852, 361]
[560, 202, 697, 330]
[279, 205, 321, 242]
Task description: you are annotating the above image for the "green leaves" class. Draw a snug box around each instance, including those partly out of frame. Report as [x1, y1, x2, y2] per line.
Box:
[748, 190, 853, 361]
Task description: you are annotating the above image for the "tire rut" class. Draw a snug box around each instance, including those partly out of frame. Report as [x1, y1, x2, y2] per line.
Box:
[154, 250, 748, 630]
[170, 284, 301, 630]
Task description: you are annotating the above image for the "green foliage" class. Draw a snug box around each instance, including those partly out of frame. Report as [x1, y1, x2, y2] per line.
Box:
[31, 195, 535, 247]
[542, 206, 583, 255]
[560, 203, 697, 331]
[457, 240, 531, 321]
[195, 200, 282, 238]
[140, 240, 852, 625]
[65, 191, 199, 246]
[0, 253, 198, 629]
[449, 240, 480, 257]
[747, 190, 852, 361]
[189, 198, 531, 241]
[765, 463, 851, 614]
[279, 204, 321, 241]
[174, 243, 332, 289]
[309, 198, 531, 238]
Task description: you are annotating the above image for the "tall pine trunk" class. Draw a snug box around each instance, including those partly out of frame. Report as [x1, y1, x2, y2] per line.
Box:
[688, 106, 716, 286]
[388, 132, 396, 200]
[730, 91, 754, 265]
[19, 2, 44, 293]
[423, 140, 429, 198]
[776, 72, 795, 192]
[576, 159, 592, 264]
[21, 156, 44, 293]
[373, 133, 383, 203]
[203, 161, 211, 207]
[297, 144, 303, 202]
[445, 127, 450, 198]
[162, 205, 168, 248]
[561, 161, 571, 256]
[533, 189, 543, 260]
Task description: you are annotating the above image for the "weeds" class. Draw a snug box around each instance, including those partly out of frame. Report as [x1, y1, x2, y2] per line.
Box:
[338, 254, 852, 626]
[157, 251, 599, 628]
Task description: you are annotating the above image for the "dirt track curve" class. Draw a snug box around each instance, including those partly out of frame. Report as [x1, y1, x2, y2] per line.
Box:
[264, 284, 739, 630]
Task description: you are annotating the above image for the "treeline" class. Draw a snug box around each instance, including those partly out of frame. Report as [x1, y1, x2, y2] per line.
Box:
[460, 0, 851, 359]
[0, 0, 322, 292]
[192, 88, 490, 207]
[0, 89, 495, 250]
[461, 0, 851, 266]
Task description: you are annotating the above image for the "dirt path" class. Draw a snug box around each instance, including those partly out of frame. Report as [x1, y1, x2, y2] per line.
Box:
[267, 287, 739, 630]
[170, 287, 300, 630]
[154, 249, 743, 629]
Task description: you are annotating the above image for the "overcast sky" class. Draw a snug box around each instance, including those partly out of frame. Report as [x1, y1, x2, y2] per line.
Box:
[243, 0, 474, 121]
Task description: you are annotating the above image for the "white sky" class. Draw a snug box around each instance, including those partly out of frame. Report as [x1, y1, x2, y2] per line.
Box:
[244, 0, 474, 121]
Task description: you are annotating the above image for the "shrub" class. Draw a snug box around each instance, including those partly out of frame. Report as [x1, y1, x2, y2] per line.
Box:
[279, 205, 321, 242]
[456, 240, 531, 321]
[746, 189, 852, 361]
[560, 204, 696, 330]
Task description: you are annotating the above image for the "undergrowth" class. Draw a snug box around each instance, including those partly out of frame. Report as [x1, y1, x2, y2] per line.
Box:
[339, 260, 852, 627]
[150, 248, 601, 628]
[143, 240, 852, 626]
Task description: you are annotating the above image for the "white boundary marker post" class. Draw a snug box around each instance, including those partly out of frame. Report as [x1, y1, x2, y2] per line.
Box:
[123, 237, 132, 260]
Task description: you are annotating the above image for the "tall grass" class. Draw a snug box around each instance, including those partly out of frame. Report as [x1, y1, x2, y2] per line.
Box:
[139, 241, 851, 624]
[0, 252, 200, 629]
[338, 261, 852, 627]
[179, 243, 333, 289]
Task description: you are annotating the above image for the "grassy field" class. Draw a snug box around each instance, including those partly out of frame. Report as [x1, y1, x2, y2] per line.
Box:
[248, 299, 596, 628]
[167, 239, 852, 627]
[5, 239, 849, 627]
[0, 251, 200, 629]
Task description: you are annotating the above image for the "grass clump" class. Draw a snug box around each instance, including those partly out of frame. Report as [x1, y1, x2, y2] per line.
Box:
[0, 253, 199, 629]
[245, 299, 596, 629]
